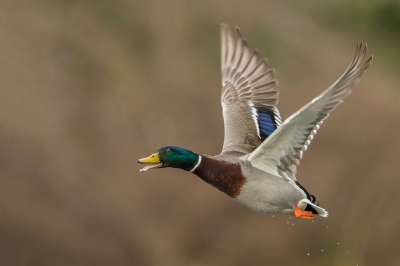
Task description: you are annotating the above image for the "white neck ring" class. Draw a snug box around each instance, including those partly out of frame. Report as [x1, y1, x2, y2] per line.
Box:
[189, 155, 202, 173]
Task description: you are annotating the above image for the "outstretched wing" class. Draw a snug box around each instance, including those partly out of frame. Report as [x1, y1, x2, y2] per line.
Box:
[220, 24, 282, 155]
[246, 42, 373, 180]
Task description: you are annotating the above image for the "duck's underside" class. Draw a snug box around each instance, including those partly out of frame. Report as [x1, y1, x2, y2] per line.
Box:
[192, 157, 327, 220]
[233, 163, 327, 219]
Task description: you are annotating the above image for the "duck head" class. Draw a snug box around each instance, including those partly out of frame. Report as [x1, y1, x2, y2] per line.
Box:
[137, 146, 200, 172]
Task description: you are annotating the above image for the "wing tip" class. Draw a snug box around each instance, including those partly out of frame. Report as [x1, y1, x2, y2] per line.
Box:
[220, 23, 229, 29]
[220, 24, 232, 40]
[235, 26, 242, 37]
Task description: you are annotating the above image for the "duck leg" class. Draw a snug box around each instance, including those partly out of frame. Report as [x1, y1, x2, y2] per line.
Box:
[294, 205, 315, 220]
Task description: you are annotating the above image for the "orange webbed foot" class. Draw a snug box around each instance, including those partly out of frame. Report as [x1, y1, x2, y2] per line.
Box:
[294, 205, 315, 220]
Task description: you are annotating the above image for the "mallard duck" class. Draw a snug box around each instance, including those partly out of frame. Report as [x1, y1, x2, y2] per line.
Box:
[137, 24, 372, 220]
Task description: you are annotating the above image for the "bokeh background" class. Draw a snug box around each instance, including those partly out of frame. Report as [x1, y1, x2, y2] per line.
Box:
[1, 0, 400, 265]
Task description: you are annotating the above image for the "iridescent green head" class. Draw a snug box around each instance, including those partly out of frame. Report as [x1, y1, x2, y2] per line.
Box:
[137, 146, 200, 172]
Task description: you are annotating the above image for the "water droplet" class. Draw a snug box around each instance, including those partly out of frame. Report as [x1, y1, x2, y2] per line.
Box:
[307, 253, 310, 256]
[321, 250, 323, 252]
[272, 215, 274, 217]
[337, 243, 339, 244]
[347, 252, 349, 253]
[287, 221, 289, 223]
[292, 224, 294, 225]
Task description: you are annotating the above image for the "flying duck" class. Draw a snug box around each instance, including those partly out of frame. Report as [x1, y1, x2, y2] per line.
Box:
[137, 24, 372, 219]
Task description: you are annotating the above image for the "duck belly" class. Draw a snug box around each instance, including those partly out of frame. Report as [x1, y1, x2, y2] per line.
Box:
[235, 169, 306, 215]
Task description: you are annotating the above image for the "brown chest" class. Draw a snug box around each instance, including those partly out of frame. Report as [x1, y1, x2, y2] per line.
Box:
[193, 157, 246, 198]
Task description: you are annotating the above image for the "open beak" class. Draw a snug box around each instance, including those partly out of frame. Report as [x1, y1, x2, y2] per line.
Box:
[137, 152, 162, 172]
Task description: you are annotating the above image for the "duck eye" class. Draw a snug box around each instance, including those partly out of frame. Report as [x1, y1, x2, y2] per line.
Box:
[166, 149, 171, 153]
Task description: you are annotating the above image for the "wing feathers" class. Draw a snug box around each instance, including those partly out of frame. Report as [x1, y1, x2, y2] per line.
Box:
[220, 24, 281, 154]
[246, 42, 373, 180]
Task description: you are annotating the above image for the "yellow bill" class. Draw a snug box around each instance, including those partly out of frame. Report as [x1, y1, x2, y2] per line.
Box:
[137, 152, 162, 172]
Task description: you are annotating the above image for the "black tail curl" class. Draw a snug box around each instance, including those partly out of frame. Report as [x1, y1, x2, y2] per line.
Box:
[295, 181, 319, 214]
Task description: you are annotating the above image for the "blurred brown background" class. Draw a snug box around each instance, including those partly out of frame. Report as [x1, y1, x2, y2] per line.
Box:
[1, 0, 399, 265]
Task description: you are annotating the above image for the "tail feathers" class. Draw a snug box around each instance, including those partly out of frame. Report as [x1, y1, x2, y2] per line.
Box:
[298, 199, 329, 218]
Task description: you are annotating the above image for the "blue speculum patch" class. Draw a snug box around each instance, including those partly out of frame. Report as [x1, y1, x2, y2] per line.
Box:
[257, 109, 277, 140]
